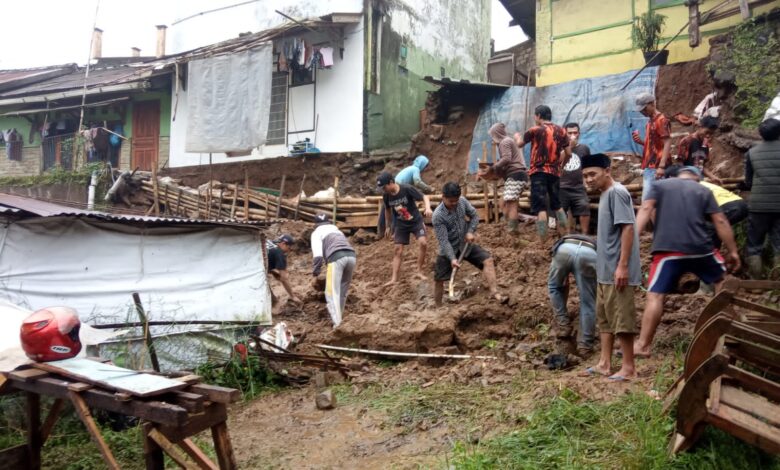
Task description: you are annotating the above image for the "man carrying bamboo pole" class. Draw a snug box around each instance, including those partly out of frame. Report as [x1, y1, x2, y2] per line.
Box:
[310, 213, 356, 328]
[378, 171, 433, 286]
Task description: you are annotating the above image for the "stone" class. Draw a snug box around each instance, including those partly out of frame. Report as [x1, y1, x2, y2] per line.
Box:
[713, 69, 736, 87]
[316, 389, 336, 410]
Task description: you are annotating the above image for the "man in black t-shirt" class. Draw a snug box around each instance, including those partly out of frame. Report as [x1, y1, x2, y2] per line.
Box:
[266, 234, 301, 304]
[560, 122, 592, 234]
[378, 171, 433, 286]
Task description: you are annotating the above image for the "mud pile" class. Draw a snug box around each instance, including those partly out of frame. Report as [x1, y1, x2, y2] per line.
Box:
[266, 219, 720, 362]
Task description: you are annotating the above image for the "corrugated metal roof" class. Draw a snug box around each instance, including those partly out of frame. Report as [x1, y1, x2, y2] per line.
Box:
[0, 193, 276, 228]
[423, 76, 510, 90]
[497, 0, 535, 38]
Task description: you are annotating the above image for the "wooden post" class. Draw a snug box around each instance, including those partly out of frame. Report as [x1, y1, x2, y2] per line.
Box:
[176, 188, 182, 217]
[40, 399, 66, 443]
[147, 428, 199, 469]
[481, 142, 489, 223]
[143, 422, 165, 470]
[230, 184, 238, 219]
[163, 185, 170, 216]
[211, 420, 237, 470]
[26, 392, 42, 470]
[332, 176, 339, 223]
[293, 174, 306, 220]
[376, 199, 383, 234]
[276, 174, 286, 218]
[69, 391, 120, 470]
[243, 170, 250, 222]
[216, 188, 224, 221]
[132, 293, 160, 373]
[207, 153, 213, 219]
[264, 192, 270, 220]
[738, 0, 750, 19]
[490, 143, 499, 223]
[151, 165, 160, 217]
[179, 439, 219, 470]
[688, 0, 701, 47]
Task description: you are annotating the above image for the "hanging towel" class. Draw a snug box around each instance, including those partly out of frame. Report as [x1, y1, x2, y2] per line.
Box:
[320, 47, 334, 67]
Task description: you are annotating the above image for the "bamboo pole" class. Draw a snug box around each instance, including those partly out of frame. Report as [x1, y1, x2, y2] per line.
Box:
[151, 165, 160, 217]
[294, 173, 306, 220]
[482, 142, 489, 223]
[332, 176, 339, 222]
[243, 169, 250, 222]
[276, 174, 286, 218]
[230, 183, 238, 219]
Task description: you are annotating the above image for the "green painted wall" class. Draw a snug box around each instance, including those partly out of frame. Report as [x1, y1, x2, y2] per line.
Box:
[365, 0, 491, 150]
[0, 88, 172, 150]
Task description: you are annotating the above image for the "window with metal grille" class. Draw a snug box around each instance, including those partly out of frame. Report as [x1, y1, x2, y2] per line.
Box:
[266, 72, 288, 145]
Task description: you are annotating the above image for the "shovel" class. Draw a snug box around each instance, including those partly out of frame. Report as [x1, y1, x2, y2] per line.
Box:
[448, 243, 472, 300]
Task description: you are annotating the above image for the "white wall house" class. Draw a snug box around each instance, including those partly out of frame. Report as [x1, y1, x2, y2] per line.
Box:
[165, 0, 491, 167]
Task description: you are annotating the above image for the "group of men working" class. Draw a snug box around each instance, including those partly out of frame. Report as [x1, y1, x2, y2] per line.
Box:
[265, 93, 780, 374]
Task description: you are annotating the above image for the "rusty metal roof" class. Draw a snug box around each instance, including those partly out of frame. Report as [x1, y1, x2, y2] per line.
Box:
[497, 0, 535, 38]
[0, 65, 77, 93]
[423, 76, 510, 90]
[0, 193, 276, 228]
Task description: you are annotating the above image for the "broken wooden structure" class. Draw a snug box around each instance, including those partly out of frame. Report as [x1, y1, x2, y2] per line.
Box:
[133, 172, 744, 229]
[668, 280, 780, 455]
[0, 358, 241, 470]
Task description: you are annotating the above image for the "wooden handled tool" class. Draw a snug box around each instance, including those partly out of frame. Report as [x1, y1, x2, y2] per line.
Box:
[448, 243, 472, 300]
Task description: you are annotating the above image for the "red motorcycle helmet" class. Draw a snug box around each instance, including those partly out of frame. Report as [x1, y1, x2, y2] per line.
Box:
[20, 307, 82, 362]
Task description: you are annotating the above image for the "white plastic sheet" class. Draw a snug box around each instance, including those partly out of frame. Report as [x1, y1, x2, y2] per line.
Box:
[185, 44, 273, 153]
[0, 217, 271, 326]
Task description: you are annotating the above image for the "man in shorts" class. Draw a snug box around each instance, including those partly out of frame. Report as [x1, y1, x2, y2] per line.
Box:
[483, 122, 529, 233]
[515, 104, 571, 241]
[634, 166, 741, 357]
[432, 182, 504, 306]
[559, 122, 592, 234]
[581, 153, 642, 381]
[632, 93, 671, 201]
[379, 171, 433, 286]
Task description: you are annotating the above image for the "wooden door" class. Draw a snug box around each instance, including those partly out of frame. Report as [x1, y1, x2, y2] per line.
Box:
[132, 101, 160, 171]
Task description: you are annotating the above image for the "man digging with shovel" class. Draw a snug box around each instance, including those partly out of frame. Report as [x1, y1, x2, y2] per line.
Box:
[432, 182, 506, 306]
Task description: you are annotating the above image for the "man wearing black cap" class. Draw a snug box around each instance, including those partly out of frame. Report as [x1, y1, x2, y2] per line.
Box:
[378, 171, 433, 286]
[634, 162, 741, 357]
[581, 153, 641, 381]
[310, 213, 357, 327]
[266, 234, 301, 304]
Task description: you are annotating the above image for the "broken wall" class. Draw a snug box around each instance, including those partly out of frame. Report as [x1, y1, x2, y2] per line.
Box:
[365, 0, 492, 150]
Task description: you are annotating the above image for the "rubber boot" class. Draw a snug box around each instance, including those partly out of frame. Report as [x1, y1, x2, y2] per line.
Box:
[746, 255, 763, 280]
[536, 220, 548, 240]
[507, 218, 519, 233]
[556, 210, 569, 232]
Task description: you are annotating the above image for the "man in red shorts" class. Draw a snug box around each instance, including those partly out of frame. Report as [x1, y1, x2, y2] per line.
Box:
[634, 166, 741, 357]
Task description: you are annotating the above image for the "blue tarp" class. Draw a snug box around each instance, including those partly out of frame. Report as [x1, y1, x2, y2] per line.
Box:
[468, 67, 658, 173]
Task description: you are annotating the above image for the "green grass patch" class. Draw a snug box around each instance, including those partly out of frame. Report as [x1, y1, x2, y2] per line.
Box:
[449, 391, 780, 470]
[334, 372, 537, 434]
[195, 354, 284, 400]
[0, 162, 106, 188]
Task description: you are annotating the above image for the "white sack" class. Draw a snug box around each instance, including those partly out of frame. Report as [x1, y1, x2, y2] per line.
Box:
[185, 44, 273, 153]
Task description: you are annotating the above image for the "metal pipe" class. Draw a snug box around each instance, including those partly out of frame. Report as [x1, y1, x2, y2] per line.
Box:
[87, 170, 99, 210]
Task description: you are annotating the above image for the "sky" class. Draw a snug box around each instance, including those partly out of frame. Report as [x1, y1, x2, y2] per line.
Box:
[0, 0, 527, 69]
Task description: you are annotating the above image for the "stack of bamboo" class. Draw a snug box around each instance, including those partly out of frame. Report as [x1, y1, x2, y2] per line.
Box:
[137, 174, 746, 229]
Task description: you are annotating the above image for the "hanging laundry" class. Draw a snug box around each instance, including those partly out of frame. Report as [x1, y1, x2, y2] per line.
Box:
[109, 123, 124, 147]
[3, 129, 23, 161]
[278, 52, 288, 72]
[320, 47, 334, 67]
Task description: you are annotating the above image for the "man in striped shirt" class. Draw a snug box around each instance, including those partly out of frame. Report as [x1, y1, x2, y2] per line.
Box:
[432, 182, 504, 306]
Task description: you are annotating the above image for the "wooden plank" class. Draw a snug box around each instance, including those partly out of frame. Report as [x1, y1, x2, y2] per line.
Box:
[276, 174, 286, 218]
[243, 170, 249, 222]
[143, 422, 165, 470]
[174, 374, 203, 385]
[40, 398, 65, 443]
[709, 404, 780, 454]
[33, 358, 187, 397]
[9, 369, 49, 382]
[739, 0, 751, 19]
[147, 428, 199, 470]
[68, 382, 93, 392]
[720, 385, 780, 427]
[69, 391, 121, 469]
[332, 176, 339, 222]
[172, 391, 205, 413]
[133, 292, 161, 373]
[7, 377, 189, 426]
[157, 403, 228, 444]
[179, 438, 219, 470]
[211, 422, 237, 470]
[186, 384, 240, 404]
[27, 392, 41, 470]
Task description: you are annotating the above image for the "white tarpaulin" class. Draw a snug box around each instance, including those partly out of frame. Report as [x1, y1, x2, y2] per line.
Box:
[185, 44, 273, 153]
[0, 217, 272, 369]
